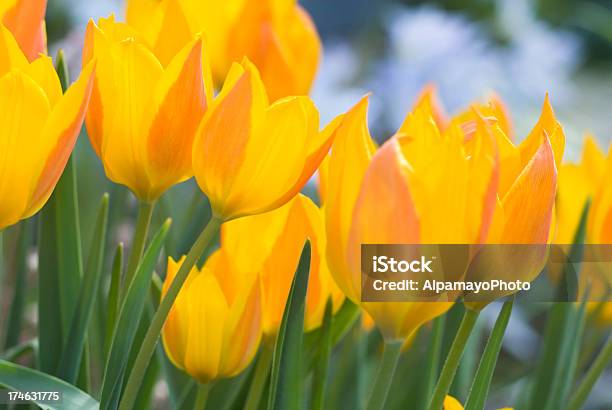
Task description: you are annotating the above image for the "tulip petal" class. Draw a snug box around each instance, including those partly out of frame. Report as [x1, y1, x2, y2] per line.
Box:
[97, 38, 163, 199]
[501, 134, 557, 244]
[219, 274, 262, 377]
[151, 0, 193, 66]
[22, 55, 61, 106]
[222, 95, 313, 218]
[1, 0, 47, 61]
[0, 70, 50, 229]
[519, 95, 564, 171]
[24, 61, 95, 218]
[145, 38, 206, 198]
[325, 95, 375, 303]
[0, 24, 28, 76]
[183, 272, 229, 384]
[193, 62, 267, 217]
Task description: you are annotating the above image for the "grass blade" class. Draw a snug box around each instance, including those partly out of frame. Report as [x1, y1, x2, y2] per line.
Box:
[268, 241, 311, 410]
[0, 359, 98, 409]
[105, 243, 124, 359]
[100, 219, 171, 410]
[311, 298, 334, 410]
[58, 194, 109, 383]
[464, 298, 514, 410]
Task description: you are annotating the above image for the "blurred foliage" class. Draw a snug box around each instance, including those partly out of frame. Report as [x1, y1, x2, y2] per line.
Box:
[536, 0, 612, 63]
[45, 0, 73, 45]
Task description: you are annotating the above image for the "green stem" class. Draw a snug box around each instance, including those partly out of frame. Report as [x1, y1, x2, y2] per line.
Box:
[566, 335, 612, 410]
[118, 216, 222, 410]
[366, 340, 403, 410]
[419, 316, 446, 410]
[123, 201, 155, 299]
[427, 308, 480, 410]
[194, 383, 211, 410]
[244, 343, 274, 410]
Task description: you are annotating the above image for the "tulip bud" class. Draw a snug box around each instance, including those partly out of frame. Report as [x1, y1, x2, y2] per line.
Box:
[193, 59, 334, 221]
[222, 194, 344, 336]
[0, 25, 94, 230]
[162, 254, 262, 383]
[83, 16, 212, 201]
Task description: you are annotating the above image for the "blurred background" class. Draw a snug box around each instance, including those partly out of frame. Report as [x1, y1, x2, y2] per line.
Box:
[4, 0, 610, 408]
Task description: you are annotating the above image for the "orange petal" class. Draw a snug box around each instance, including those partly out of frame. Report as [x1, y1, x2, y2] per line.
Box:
[145, 38, 207, 198]
[502, 134, 557, 244]
[2, 0, 47, 61]
[25, 60, 95, 217]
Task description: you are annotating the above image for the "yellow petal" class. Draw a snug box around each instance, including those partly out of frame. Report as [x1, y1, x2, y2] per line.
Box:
[0, 69, 50, 229]
[96, 38, 163, 200]
[183, 271, 229, 383]
[145, 38, 207, 198]
[0, 24, 28, 76]
[501, 134, 557, 244]
[325, 95, 376, 303]
[22, 55, 61, 106]
[150, 0, 193, 66]
[24, 61, 95, 218]
[443, 395, 464, 410]
[193, 61, 267, 218]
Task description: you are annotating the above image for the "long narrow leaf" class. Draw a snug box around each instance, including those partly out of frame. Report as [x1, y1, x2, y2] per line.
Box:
[100, 219, 171, 410]
[58, 194, 109, 383]
[268, 241, 311, 410]
[105, 243, 124, 360]
[311, 298, 333, 410]
[465, 298, 514, 410]
[0, 359, 98, 410]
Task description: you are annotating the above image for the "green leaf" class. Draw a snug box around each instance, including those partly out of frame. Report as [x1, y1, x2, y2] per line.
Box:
[464, 298, 514, 410]
[268, 241, 311, 410]
[38, 50, 84, 375]
[416, 315, 446, 410]
[558, 200, 589, 301]
[0, 359, 98, 410]
[105, 243, 124, 360]
[311, 298, 333, 410]
[3, 221, 32, 350]
[58, 194, 109, 383]
[567, 335, 612, 410]
[100, 219, 171, 410]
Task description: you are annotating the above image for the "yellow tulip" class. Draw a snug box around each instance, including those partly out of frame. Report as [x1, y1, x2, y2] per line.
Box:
[82, 16, 213, 201]
[222, 194, 344, 336]
[557, 135, 605, 243]
[0, 0, 46, 61]
[193, 58, 335, 221]
[161, 254, 262, 383]
[125, 0, 321, 100]
[0, 24, 95, 230]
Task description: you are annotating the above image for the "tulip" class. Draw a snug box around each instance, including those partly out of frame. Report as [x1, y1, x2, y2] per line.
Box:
[161, 254, 262, 384]
[0, 24, 94, 230]
[223, 194, 344, 336]
[125, 0, 321, 100]
[121, 47, 333, 410]
[83, 15, 212, 202]
[0, 0, 46, 61]
[83, 15, 212, 287]
[556, 136, 612, 325]
[193, 58, 335, 221]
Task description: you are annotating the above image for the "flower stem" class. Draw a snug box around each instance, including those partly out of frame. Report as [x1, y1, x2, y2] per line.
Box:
[567, 335, 612, 410]
[123, 201, 155, 299]
[244, 343, 274, 410]
[194, 383, 211, 410]
[118, 216, 222, 410]
[366, 340, 403, 410]
[427, 307, 480, 410]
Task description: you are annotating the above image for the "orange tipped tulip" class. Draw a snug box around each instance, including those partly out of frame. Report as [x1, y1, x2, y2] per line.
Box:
[0, 0, 47, 61]
[161, 255, 262, 383]
[82, 16, 212, 201]
[222, 194, 344, 336]
[125, 0, 320, 100]
[193, 59, 334, 221]
[0, 25, 94, 230]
